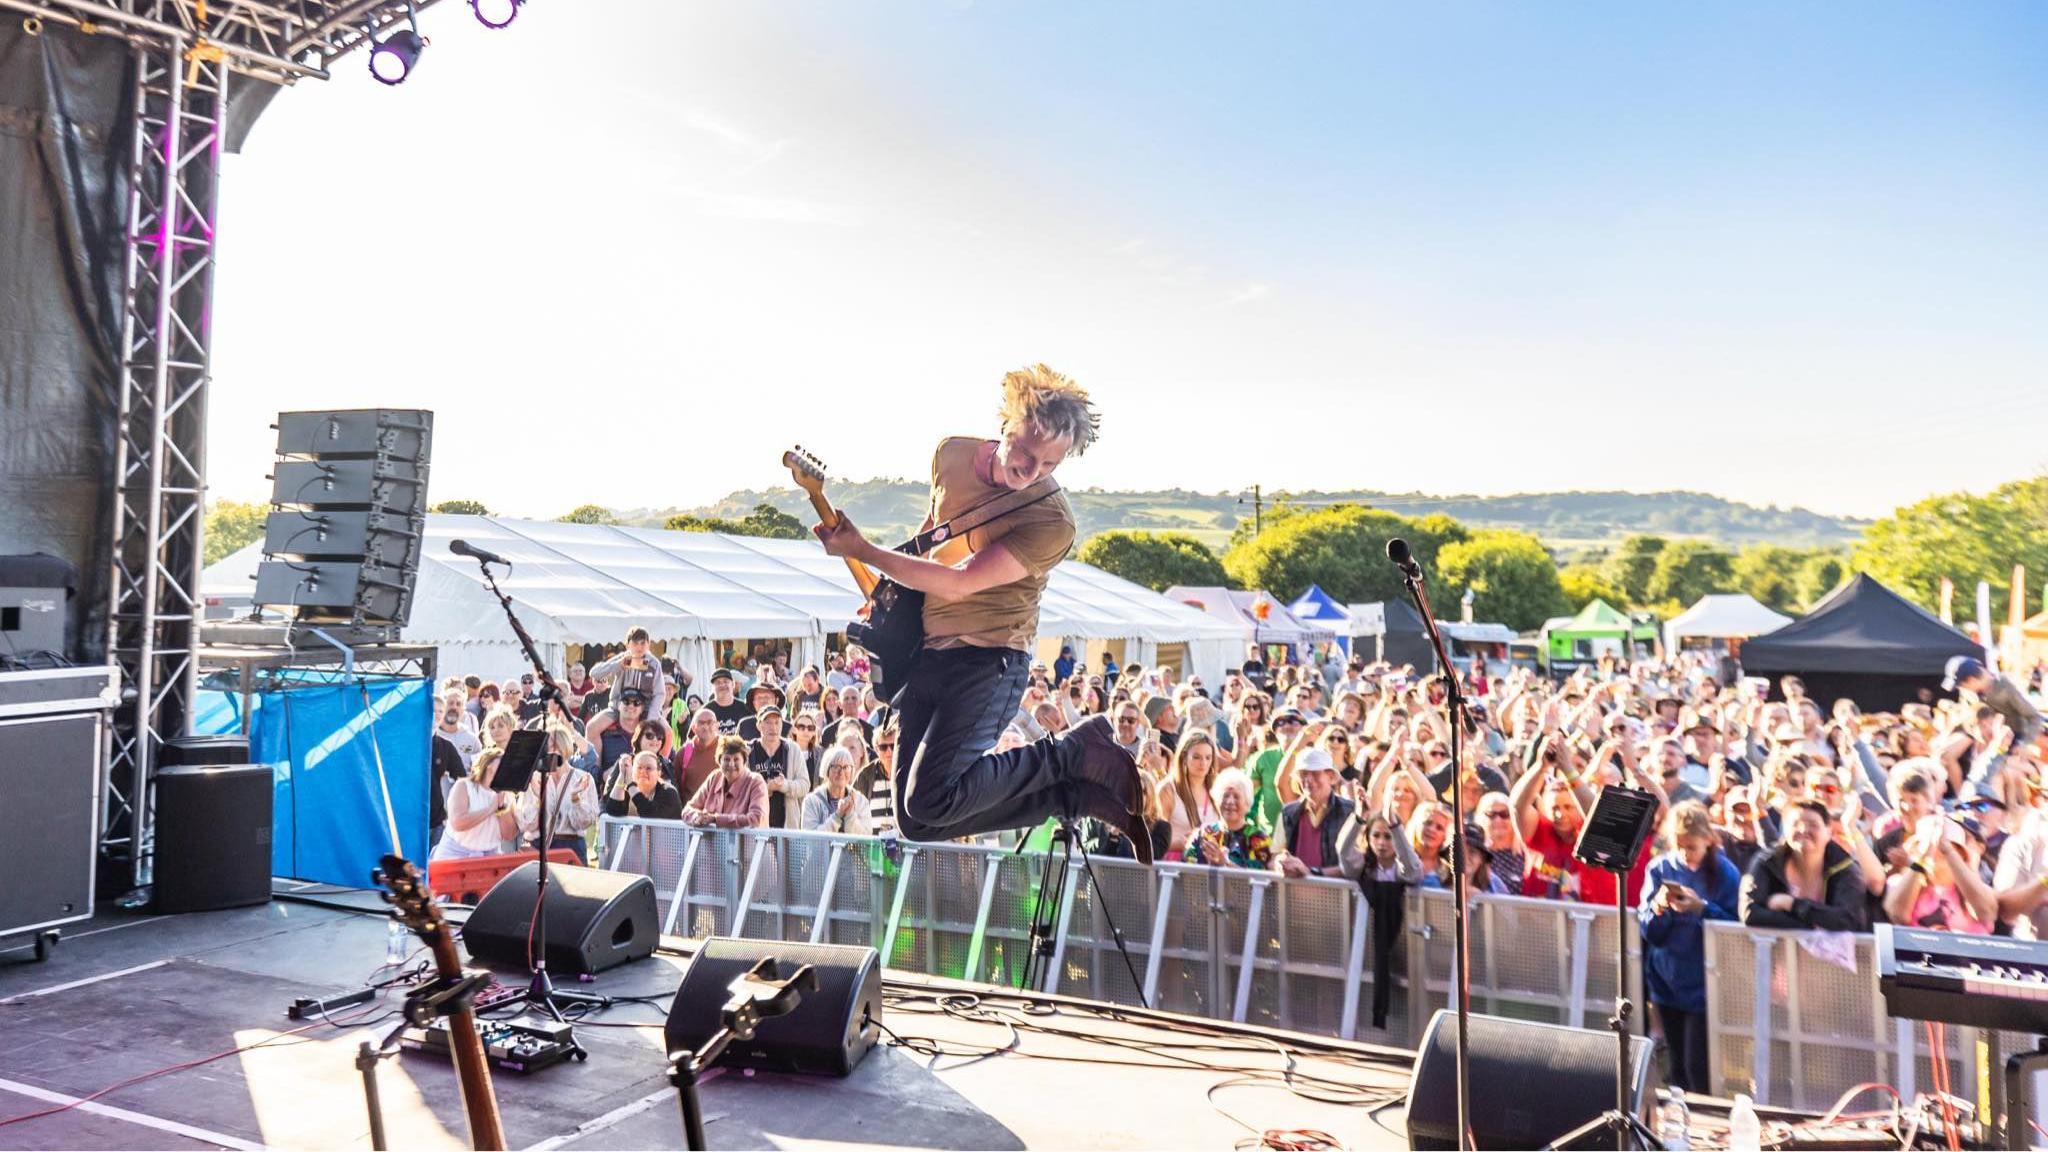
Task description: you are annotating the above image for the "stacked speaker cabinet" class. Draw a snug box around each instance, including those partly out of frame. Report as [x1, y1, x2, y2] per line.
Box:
[252, 410, 431, 637]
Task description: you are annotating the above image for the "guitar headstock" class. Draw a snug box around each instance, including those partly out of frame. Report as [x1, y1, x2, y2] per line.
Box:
[373, 853, 445, 941]
[783, 445, 827, 498]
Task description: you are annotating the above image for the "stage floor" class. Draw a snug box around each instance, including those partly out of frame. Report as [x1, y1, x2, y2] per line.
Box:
[0, 892, 1417, 1150]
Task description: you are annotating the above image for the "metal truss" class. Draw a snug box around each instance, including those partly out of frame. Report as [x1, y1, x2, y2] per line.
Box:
[97, 35, 226, 892]
[43, 1, 438, 892]
[0, 0, 446, 83]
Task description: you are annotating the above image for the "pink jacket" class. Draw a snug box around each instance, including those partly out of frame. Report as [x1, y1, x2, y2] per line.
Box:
[685, 768, 769, 828]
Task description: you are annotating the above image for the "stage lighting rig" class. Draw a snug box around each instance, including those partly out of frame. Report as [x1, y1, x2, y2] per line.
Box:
[368, 9, 427, 85]
[471, 0, 523, 30]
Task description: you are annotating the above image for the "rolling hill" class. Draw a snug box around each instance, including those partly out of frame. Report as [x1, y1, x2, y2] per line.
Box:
[626, 483, 1865, 555]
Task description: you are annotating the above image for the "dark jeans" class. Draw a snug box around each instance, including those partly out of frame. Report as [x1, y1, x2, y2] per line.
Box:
[1659, 1005, 1711, 1094]
[546, 833, 589, 865]
[893, 645, 1071, 842]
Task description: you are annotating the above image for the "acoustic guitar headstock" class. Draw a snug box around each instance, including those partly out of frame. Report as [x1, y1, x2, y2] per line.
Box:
[783, 446, 828, 498]
[373, 853, 460, 975]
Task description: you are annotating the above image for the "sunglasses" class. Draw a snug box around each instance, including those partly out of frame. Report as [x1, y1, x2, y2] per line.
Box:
[878, 742, 897, 751]
[793, 723, 816, 731]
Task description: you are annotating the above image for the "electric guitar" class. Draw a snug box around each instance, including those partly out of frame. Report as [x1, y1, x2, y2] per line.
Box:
[373, 855, 506, 1151]
[784, 446, 925, 700]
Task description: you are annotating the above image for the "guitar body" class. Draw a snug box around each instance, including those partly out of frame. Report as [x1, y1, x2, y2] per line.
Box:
[846, 576, 924, 702]
[784, 446, 929, 702]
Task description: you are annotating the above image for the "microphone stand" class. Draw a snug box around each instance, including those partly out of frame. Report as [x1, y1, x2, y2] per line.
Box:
[466, 555, 605, 1025]
[1395, 552, 1474, 1152]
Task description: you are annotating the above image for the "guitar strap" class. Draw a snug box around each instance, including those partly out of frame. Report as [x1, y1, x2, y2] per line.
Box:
[896, 476, 1063, 559]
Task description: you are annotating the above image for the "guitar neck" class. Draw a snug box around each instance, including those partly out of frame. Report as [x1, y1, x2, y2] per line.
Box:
[802, 488, 880, 599]
[429, 934, 506, 1150]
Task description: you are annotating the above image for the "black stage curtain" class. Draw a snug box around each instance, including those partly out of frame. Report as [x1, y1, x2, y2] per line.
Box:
[0, 21, 136, 661]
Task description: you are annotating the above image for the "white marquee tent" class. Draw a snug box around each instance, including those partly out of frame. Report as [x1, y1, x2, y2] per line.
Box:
[1663, 593, 1793, 651]
[204, 515, 1249, 686]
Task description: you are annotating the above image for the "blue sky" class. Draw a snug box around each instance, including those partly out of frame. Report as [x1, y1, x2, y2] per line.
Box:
[208, 2, 2048, 520]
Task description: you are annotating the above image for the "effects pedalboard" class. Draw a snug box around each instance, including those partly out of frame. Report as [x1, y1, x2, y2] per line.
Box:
[399, 1013, 585, 1073]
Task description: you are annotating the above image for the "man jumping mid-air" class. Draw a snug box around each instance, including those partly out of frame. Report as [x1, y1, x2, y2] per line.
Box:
[814, 364, 1153, 862]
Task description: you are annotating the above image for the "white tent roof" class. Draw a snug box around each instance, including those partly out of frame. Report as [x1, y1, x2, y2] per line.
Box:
[204, 514, 1245, 649]
[1164, 586, 1332, 645]
[1663, 593, 1792, 649]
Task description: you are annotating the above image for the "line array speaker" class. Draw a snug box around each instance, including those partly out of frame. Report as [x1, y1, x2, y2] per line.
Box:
[252, 408, 431, 636]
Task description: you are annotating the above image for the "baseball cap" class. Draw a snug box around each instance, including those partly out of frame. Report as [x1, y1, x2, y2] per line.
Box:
[1272, 707, 1306, 726]
[710, 668, 736, 684]
[756, 703, 784, 720]
[1943, 656, 1986, 692]
[1298, 748, 1338, 774]
[618, 687, 648, 704]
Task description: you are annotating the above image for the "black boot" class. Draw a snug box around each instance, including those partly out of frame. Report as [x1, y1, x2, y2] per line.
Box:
[1058, 715, 1143, 816]
[1061, 782, 1155, 866]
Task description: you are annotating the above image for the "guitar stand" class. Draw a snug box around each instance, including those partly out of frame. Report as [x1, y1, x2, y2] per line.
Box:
[357, 971, 491, 1152]
[667, 957, 817, 1151]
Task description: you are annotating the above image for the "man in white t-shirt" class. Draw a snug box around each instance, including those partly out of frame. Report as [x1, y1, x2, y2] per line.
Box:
[435, 693, 482, 768]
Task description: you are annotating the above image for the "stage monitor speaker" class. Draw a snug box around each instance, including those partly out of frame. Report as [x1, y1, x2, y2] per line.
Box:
[665, 937, 881, 1077]
[160, 733, 251, 766]
[154, 763, 274, 914]
[463, 862, 657, 976]
[1406, 1010, 1654, 1150]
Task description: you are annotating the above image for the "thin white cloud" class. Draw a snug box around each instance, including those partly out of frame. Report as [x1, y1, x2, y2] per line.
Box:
[674, 106, 790, 169]
[1224, 282, 1273, 306]
[678, 187, 862, 226]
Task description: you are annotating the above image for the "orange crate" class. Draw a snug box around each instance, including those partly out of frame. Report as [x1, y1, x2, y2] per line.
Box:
[427, 849, 578, 905]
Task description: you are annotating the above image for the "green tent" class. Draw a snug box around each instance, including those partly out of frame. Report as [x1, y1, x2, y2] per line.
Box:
[1545, 599, 1658, 663]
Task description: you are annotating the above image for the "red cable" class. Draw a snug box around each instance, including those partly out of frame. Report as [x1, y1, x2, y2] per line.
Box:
[0, 1003, 381, 1129]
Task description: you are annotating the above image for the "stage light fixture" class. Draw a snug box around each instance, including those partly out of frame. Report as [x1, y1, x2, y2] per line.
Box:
[470, 0, 522, 30]
[368, 26, 426, 85]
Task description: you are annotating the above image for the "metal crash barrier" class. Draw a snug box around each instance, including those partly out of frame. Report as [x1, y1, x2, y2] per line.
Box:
[596, 818, 2044, 1112]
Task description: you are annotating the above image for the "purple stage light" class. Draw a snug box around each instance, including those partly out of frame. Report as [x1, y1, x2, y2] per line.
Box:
[369, 28, 425, 85]
[471, 0, 521, 30]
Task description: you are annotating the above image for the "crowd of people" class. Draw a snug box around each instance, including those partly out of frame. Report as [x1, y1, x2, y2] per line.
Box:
[422, 625, 2048, 1092]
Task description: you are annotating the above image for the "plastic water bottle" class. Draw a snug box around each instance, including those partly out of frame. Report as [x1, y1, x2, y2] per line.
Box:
[1655, 1088, 1691, 1151]
[1728, 1093, 1760, 1152]
[385, 918, 410, 966]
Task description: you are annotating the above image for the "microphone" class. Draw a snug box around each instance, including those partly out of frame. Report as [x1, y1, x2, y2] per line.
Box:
[449, 538, 511, 567]
[1386, 537, 1422, 580]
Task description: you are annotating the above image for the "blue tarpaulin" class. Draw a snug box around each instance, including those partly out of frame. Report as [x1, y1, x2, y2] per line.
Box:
[193, 677, 432, 885]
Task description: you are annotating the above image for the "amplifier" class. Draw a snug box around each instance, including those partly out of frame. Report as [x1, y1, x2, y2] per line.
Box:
[253, 559, 413, 625]
[262, 509, 423, 568]
[271, 458, 425, 512]
[276, 409, 432, 460]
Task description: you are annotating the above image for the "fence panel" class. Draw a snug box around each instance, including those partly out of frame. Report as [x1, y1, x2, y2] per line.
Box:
[598, 817, 2040, 1113]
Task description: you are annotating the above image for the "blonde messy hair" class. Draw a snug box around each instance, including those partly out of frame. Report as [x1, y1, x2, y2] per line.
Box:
[999, 364, 1100, 456]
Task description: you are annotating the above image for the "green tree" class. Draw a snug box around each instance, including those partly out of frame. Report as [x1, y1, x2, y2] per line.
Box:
[1645, 540, 1736, 608]
[1799, 552, 1848, 607]
[1223, 505, 1457, 604]
[203, 499, 267, 565]
[1731, 546, 1804, 613]
[1434, 529, 1568, 631]
[1226, 498, 1313, 549]
[1601, 535, 1667, 606]
[1076, 530, 1229, 591]
[1559, 562, 1625, 610]
[1853, 478, 2048, 612]
[429, 499, 491, 516]
[666, 502, 808, 539]
[558, 504, 618, 525]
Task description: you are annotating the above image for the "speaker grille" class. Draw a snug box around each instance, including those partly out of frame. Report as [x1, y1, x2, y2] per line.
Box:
[1406, 1010, 1654, 1149]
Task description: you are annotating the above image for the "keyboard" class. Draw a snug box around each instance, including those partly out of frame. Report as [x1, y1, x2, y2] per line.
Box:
[1876, 924, 2048, 1034]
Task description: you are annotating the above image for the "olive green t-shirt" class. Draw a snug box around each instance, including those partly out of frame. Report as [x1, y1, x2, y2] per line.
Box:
[920, 437, 1075, 652]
